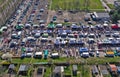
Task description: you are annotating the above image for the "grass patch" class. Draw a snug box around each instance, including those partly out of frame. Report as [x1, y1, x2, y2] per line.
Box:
[12, 58, 31, 64]
[88, 0, 103, 9]
[27, 65, 33, 77]
[78, 65, 91, 77]
[51, 0, 104, 11]
[107, 4, 114, 9]
[89, 9, 105, 12]
[31, 58, 49, 63]
[52, 57, 70, 63]
[86, 57, 120, 64]
[4, 57, 120, 65]
[44, 66, 51, 77]
[82, 65, 91, 77]
[64, 65, 72, 75]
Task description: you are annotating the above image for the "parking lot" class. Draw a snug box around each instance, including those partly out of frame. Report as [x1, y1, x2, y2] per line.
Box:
[2, 0, 120, 77]
[0, 0, 120, 61]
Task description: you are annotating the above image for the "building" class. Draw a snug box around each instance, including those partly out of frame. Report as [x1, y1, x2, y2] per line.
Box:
[8, 64, 16, 74]
[53, 66, 64, 77]
[92, 65, 99, 75]
[18, 64, 29, 76]
[109, 64, 117, 75]
[99, 65, 109, 76]
[72, 65, 78, 76]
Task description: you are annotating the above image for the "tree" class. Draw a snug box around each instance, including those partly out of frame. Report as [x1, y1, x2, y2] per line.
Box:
[110, 6, 120, 23]
[111, 12, 119, 23]
[109, 10, 114, 15]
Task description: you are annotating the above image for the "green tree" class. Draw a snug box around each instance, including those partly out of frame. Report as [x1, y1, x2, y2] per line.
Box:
[110, 6, 120, 23]
[111, 12, 119, 23]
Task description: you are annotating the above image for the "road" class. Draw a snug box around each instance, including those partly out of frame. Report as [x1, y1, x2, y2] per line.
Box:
[47, 0, 52, 24]
[100, 0, 111, 12]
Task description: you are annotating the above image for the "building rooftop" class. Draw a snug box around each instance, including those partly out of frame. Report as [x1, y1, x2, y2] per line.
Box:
[19, 65, 29, 72]
[53, 66, 64, 73]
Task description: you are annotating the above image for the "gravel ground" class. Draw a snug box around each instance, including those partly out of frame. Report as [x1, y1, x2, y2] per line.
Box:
[47, 10, 87, 24]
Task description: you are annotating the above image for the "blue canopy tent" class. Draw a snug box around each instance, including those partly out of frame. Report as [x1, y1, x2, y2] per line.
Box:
[57, 30, 63, 37]
[47, 30, 52, 34]
[21, 53, 26, 59]
[41, 38, 48, 43]
[111, 40, 117, 46]
[46, 30, 53, 36]
[95, 25, 103, 30]
[87, 39, 95, 44]
[114, 41, 120, 46]
[117, 47, 120, 51]
[54, 40, 60, 47]
[81, 25, 87, 29]
[32, 30, 39, 35]
[57, 30, 63, 34]
[26, 47, 33, 52]
[69, 40, 76, 46]
[65, 30, 72, 34]
[27, 37, 36, 42]
[77, 40, 84, 46]
[10, 42, 17, 48]
[71, 25, 79, 31]
[79, 34, 84, 38]
[60, 40, 66, 47]
[25, 24, 31, 29]
[61, 32, 67, 38]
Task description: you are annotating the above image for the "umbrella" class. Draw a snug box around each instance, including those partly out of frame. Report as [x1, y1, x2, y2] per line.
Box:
[1, 52, 12, 60]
